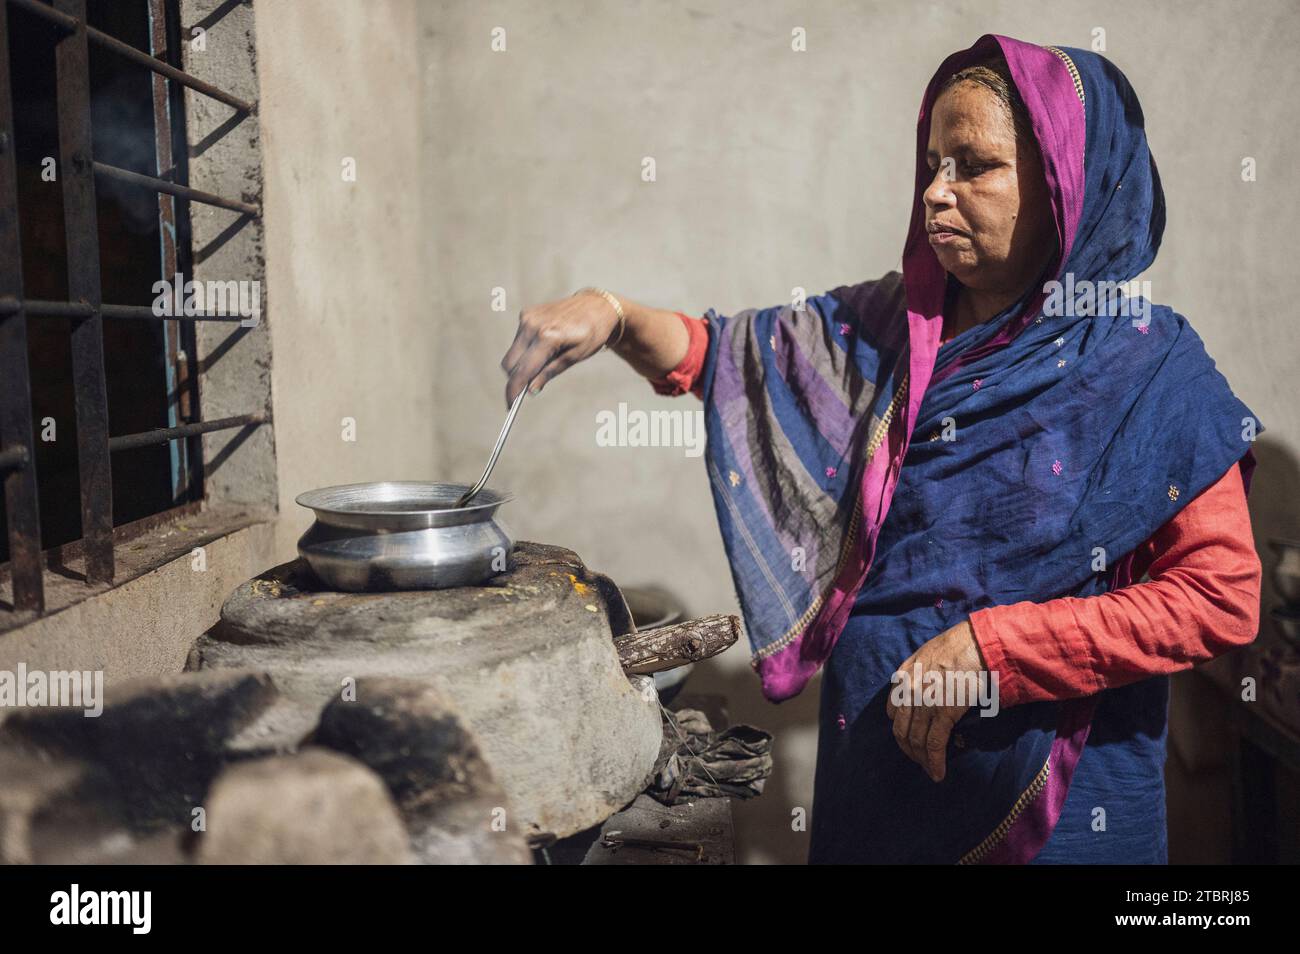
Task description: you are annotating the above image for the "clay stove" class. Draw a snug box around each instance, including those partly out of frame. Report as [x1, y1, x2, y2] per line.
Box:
[0, 542, 741, 864]
[197, 541, 739, 852]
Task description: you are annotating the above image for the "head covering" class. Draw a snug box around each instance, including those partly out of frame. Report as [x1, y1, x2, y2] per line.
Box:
[697, 34, 1259, 707]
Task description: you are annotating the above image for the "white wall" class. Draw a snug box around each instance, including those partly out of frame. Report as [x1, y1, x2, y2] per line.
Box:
[257, 0, 439, 562]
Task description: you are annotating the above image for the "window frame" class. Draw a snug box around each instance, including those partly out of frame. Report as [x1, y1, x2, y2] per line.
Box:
[0, 0, 267, 620]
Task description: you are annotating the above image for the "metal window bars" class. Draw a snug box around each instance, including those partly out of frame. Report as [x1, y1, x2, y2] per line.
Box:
[0, 0, 265, 614]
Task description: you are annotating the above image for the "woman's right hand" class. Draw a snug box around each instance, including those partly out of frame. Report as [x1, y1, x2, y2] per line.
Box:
[499, 292, 622, 406]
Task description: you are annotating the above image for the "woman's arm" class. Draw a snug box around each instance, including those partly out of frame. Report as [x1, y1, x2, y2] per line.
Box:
[968, 461, 1261, 708]
[500, 289, 690, 406]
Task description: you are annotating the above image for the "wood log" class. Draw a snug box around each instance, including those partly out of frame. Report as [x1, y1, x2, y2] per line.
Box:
[614, 614, 741, 675]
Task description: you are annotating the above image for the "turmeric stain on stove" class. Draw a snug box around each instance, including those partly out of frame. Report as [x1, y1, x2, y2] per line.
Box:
[251, 579, 284, 599]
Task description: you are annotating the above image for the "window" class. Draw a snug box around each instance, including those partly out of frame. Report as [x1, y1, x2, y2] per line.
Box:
[0, 0, 264, 616]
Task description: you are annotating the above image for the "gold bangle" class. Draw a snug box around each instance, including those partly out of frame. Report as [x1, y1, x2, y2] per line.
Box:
[576, 286, 626, 351]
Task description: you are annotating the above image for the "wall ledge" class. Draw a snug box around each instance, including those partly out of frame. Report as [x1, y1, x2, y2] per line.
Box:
[0, 509, 278, 681]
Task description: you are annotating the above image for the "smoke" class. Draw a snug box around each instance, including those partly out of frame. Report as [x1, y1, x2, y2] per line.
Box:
[91, 71, 165, 235]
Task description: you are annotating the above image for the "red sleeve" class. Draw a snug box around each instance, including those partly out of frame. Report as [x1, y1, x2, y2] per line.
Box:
[968, 462, 1261, 708]
[648, 313, 708, 400]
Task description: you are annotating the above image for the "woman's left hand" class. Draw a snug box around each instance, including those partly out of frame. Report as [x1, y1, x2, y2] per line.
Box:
[885, 619, 987, 783]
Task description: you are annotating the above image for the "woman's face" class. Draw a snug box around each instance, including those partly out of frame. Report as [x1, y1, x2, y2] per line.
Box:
[924, 81, 1058, 296]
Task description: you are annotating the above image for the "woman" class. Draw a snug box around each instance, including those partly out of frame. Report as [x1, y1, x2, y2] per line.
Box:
[500, 35, 1262, 863]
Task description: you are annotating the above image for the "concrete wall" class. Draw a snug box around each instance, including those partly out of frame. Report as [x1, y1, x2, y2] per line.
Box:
[256, 0, 439, 562]
[0, 522, 275, 683]
[417, 0, 1300, 863]
[183, 0, 276, 514]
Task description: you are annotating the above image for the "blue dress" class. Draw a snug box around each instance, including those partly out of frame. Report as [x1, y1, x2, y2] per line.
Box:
[806, 277, 1174, 864]
[809, 426, 1172, 865]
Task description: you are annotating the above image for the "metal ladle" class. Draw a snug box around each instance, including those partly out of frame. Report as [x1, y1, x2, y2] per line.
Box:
[454, 381, 532, 508]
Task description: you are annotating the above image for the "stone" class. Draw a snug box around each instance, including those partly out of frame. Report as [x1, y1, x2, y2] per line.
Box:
[0, 747, 124, 864]
[310, 677, 531, 864]
[197, 748, 413, 865]
[198, 542, 662, 840]
[0, 670, 277, 831]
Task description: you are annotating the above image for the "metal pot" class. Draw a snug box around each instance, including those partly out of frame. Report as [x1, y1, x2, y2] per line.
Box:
[295, 481, 513, 591]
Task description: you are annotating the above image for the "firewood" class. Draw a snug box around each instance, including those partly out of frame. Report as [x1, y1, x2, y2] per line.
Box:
[614, 614, 740, 675]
